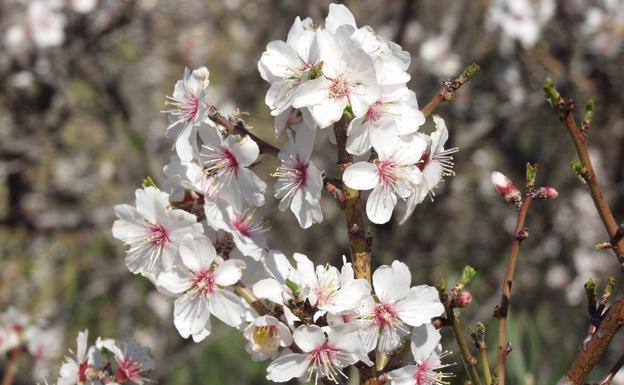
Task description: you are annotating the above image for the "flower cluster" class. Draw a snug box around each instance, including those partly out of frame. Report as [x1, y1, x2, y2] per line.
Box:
[0, 307, 63, 378]
[258, 4, 458, 225]
[112, 3, 455, 384]
[3, 0, 97, 53]
[56, 330, 154, 385]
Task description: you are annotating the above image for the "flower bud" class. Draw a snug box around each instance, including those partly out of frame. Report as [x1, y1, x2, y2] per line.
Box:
[536, 186, 558, 199]
[454, 291, 473, 308]
[491, 171, 521, 205]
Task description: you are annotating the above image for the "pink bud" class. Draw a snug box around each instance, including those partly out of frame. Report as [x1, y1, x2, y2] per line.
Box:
[455, 291, 473, 308]
[491, 171, 521, 205]
[536, 186, 559, 199]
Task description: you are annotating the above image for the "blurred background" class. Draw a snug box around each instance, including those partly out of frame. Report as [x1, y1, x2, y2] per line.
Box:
[1, 0, 624, 384]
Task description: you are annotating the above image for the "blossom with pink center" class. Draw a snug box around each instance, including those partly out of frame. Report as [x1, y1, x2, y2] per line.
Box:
[357, 261, 444, 352]
[97, 338, 154, 385]
[346, 85, 425, 156]
[387, 324, 452, 385]
[244, 316, 293, 361]
[258, 16, 320, 117]
[400, 116, 459, 224]
[57, 330, 102, 385]
[27, 1, 66, 48]
[292, 28, 380, 128]
[343, 135, 426, 224]
[157, 234, 246, 342]
[206, 198, 269, 261]
[266, 325, 363, 384]
[199, 123, 266, 209]
[273, 128, 323, 228]
[164, 67, 210, 161]
[112, 186, 203, 279]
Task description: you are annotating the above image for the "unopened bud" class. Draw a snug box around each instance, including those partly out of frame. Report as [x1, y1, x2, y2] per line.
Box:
[491, 171, 521, 205]
[536, 186, 559, 199]
[454, 291, 473, 308]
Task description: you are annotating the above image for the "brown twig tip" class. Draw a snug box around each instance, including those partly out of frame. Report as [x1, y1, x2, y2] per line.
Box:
[421, 62, 480, 117]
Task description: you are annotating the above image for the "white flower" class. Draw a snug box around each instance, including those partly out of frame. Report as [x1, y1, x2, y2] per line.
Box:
[206, 198, 269, 261]
[24, 325, 62, 361]
[112, 186, 203, 278]
[419, 35, 461, 78]
[68, 0, 97, 13]
[485, 0, 555, 48]
[157, 234, 246, 342]
[28, 1, 65, 48]
[199, 124, 266, 208]
[346, 85, 425, 156]
[357, 261, 444, 352]
[273, 128, 323, 228]
[266, 325, 361, 384]
[387, 323, 451, 385]
[57, 330, 101, 385]
[292, 28, 380, 128]
[400, 116, 458, 224]
[164, 67, 210, 161]
[244, 315, 292, 361]
[258, 16, 319, 116]
[343, 135, 426, 224]
[96, 338, 154, 385]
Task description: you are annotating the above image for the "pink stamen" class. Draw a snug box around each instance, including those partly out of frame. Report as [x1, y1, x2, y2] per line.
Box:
[148, 224, 170, 246]
[192, 270, 216, 295]
[311, 344, 337, 367]
[294, 160, 308, 188]
[366, 101, 384, 123]
[376, 159, 397, 185]
[221, 149, 239, 173]
[184, 96, 200, 121]
[329, 77, 350, 99]
[373, 303, 398, 328]
[116, 358, 142, 383]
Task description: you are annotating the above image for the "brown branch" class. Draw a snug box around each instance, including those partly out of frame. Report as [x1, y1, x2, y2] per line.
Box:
[448, 306, 483, 385]
[1, 349, 21, 385]
[543, 80, 624, 384]
[558, 296, 624, 385]
[543, 80, 624, 270]
[420, 63, 480, 117]
[233, 282, 271, 316]
[597, 351, 624, 385]
[493, 191, 534, 385]
[323, 174, 346, 207]
[207, 108, 280, 157]
[333, 117, 371, 283]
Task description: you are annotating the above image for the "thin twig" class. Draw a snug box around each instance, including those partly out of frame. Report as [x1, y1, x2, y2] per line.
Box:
[447, 308, 483, 385]
[420, 63, 480, 117]
[597, 351, 624, 385]
[1, 349, 21, 385]
[333, 117, 371, 283]
[493, 192, 534, 385]
[207, 108, 280, 156]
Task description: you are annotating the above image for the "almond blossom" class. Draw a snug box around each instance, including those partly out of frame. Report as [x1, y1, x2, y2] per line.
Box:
[206, 198, 270, 261]
[112, 186, 203, 278]
[343, 135, 426, 224]
[266, 325, 363, 384]
[96, 338, 155, 385]
[57, 330, 101, 385]
[346, 85, 425, 156]
[292, 28, 380, 128]
[400, 116, 458, 224]
[258, 16, 319, 117]
[244, 315, 293, 361]
[357, 261, 444, 352]
[199, 123, 266, 208]
[387, 323, 452, 385]
[273, 128, 323, 228]
[164, 67, 210, 161]
[157, 234, 246, 342]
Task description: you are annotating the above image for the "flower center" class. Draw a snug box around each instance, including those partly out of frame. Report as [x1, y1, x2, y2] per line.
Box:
[329, 77, 350, 99]
[116, 358, 141, 383]
[193, 269, 216, 295]
[373, 303, 398, 328]
[252, 325, 279, 351]
[230, 209, 268, 238]
[311, 344, 337, 366]
[148, 224, 169, 246]
[376, 159, 398, 186]
[366, 100, 384, 123]
[78, 361, 90, 382]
